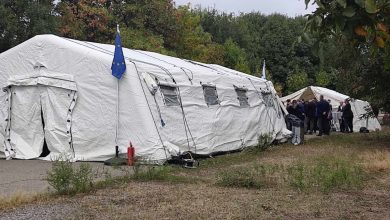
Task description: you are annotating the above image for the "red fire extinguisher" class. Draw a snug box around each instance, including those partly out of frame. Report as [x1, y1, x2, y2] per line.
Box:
[127, 142, 135, 166]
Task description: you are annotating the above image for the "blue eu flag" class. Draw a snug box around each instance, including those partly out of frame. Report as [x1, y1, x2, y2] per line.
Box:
[111, 29, 126, 79]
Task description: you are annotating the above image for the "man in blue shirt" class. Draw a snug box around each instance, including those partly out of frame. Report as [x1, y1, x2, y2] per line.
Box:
[316, 95, 331, 136]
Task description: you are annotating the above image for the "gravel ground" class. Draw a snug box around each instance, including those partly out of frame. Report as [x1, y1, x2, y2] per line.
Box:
[0, 202, 75, 220]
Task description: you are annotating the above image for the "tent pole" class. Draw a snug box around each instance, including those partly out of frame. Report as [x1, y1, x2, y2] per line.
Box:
[115, 78, 119, 157]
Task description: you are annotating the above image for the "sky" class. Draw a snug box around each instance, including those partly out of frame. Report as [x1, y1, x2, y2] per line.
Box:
[173, 0, 317, 17]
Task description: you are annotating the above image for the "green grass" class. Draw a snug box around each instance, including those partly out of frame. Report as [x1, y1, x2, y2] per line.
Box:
[215, 156, 364, 193]
[215, 164, 283, 189]
[287, 156, 364, 193]
[131, 165, 191, 183]
[216, 168, 264, 189]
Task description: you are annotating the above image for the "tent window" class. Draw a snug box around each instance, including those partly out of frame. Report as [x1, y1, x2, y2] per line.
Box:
[262, 92, 274, 107]
[203, 85, 219, 106]
[160, 85, 180, 106]
[235, 88, 249, 107]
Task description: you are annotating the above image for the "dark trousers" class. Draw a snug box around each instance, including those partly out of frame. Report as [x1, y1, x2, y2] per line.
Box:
[344, 116, 353, 132]
[339, 119, 345, 132]
[307, 117, 315, 133]
[286, 119, 292, 131]
[318, 115, 329, 135]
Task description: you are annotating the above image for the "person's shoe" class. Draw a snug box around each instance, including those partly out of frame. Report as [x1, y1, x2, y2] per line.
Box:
[294, 143, 298, 146]
[308, 132, 313, 135]
[317, 134, 322, 136]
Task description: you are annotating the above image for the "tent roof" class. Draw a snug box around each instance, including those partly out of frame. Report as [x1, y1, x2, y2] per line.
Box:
[0, 34, 269, 87]
[280, 86, 350, 108]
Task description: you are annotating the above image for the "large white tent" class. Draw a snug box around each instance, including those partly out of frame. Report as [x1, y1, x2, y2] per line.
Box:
[0, 35, 290, 163]
[280, 86, 381, 132]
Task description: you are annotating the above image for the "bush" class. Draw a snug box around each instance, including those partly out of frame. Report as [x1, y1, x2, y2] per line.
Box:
[71, 163, 93, 193]
[47, 158, 93, 195]
[46, 159, 74, 194]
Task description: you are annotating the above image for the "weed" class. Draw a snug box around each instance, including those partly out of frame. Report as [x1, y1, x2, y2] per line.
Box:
[71, 163, 93, 193]
[255, 133, 273, 151]
[46, 157, 94, 195]
[46, 159, 74, 194]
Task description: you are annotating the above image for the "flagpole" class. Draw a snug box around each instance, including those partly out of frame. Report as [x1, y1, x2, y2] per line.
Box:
[262, 59, 266, 79]
[115, 24, 121, 158]
[115, 77, 119, 157]
[109, 24, 126, 159]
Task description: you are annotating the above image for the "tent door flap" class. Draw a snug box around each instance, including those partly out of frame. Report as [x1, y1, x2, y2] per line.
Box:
[3, 75, 77, 160]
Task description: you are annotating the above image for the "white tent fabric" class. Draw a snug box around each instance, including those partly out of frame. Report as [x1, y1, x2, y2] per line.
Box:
[280, 86, 381, 132]
[0, 35, 290, 162]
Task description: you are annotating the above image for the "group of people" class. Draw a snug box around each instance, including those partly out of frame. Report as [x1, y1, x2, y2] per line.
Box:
[285, 95, 354, 145]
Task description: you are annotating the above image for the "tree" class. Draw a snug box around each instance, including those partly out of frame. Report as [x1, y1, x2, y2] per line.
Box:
[0, 0, 58, 52]
[315, 70, 335, 87]
[55, 0, 114, 43]
[305, 0, 390, 53]
[286, 70, 309, 94]
[197, 11, 321, 95]
[223, 38, 250, 73]
[305, 0, 390, 111]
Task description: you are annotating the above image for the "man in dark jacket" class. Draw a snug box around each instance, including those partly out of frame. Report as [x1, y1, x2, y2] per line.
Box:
[342, 98, 354, 133]
[316, 95, 330, 136]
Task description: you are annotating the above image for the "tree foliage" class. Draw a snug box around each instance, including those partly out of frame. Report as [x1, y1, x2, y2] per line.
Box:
[305, 0, 390, 110]
[0, 0, 58, 52]
[287, 70, 309, 94]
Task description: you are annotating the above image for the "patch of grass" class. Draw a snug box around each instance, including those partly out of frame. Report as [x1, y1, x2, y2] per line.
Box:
[132, 165, 190, 183]
[288, 156, 364, 193]
[216, 168, 263, 189]
[361, 150, 390, 172]
[216, 164, 282, 189]
[0, 193, 49, 212]
[287, 162, 307, 190]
